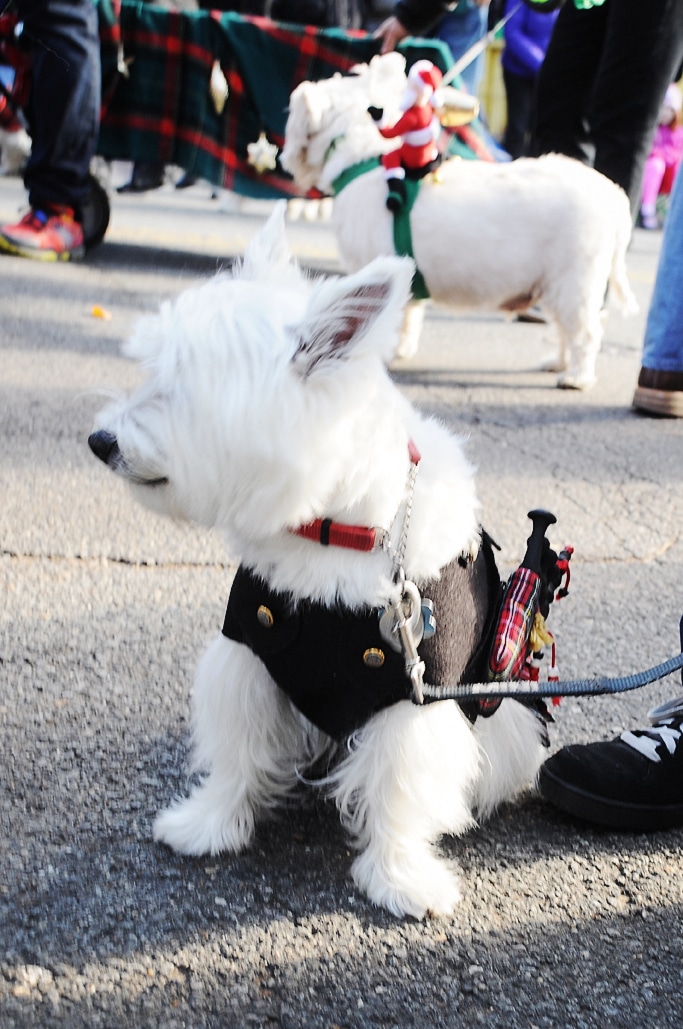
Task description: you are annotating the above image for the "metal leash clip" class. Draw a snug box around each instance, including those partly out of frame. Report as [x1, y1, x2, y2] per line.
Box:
[379, 580, 435, 705]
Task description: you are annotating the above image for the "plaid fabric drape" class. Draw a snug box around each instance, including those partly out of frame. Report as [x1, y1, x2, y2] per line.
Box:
[97, 2, 494, 199]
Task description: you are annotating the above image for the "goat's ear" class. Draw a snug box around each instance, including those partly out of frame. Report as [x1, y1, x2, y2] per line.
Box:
[240, 201, 292, 281]
[290, 257, 414, 376]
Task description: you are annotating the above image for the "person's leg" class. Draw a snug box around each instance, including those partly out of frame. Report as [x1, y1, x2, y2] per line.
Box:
[660, 161, 678, 197]
[588, 0, 683, 218]
[528, 1, 607, 164]
[640, 167, 683, 373]
[502, 69, 532, 159]
[640, 153, 666, 227]
[21, 0, 101, 217]
[633, 163, 683, 414]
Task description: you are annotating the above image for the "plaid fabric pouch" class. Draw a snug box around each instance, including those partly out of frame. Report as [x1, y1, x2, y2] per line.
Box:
[488, 566, 541, 682]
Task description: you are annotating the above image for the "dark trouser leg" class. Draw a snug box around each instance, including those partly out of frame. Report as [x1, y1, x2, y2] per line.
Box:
[529, 1, 606, 165]
[502, 69, 534, 160]
[20, 0, 101, 217]
[587, 0, 683, 218]
[530, 0, 683, 219]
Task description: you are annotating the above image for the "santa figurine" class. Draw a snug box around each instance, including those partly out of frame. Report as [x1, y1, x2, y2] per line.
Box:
[368, 60, 444, 212]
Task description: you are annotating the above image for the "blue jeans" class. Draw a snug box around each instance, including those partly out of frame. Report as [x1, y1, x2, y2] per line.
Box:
[434, 2, 488, 95]
[20, 0, 101, 216]
[641, 168, 683, 373]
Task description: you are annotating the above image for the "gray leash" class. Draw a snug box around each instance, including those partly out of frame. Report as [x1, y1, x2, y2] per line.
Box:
[443, 4, 522, 85]
[420, 650, 683, 704]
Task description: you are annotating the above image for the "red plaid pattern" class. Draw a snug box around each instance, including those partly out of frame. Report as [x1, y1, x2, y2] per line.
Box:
[488, 566, 541, 682]
[97, 4, 494, 199]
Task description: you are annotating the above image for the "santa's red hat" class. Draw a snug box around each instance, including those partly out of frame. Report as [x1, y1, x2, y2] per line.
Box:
[408, 61, 443, 96]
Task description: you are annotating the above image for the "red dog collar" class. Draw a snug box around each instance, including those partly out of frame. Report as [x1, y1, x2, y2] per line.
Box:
[291, 441, 421, 554]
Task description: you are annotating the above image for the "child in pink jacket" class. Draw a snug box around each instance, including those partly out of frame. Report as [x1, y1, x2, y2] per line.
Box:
[640, 83, 683, 229]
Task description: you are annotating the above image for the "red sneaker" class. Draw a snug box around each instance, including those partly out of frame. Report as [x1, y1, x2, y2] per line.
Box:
[0, 206, 85, 261]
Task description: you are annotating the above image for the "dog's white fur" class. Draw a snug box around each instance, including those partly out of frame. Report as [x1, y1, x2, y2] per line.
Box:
[280, 52, 638, 390]
[0, 125, 31, 176]
[91, 205, 547, 918]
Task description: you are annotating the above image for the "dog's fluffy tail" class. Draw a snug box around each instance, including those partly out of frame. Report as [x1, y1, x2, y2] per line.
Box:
[609, 201, 639, 316]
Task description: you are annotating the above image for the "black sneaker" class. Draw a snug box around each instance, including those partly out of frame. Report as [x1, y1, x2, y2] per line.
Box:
[538, 702, 683, 831]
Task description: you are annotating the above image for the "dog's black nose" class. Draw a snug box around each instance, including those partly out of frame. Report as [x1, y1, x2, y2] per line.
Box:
[88, 429, 119, 466]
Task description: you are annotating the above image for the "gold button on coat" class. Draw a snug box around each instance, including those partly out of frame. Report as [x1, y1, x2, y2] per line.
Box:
[363, 647, 385, 668]
[256, 605, 274, 628]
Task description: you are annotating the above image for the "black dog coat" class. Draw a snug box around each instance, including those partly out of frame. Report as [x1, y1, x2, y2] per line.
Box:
[221, 533, 503, 740]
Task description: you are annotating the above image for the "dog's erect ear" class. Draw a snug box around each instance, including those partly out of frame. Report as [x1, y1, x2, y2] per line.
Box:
[294, 80, 329, 132]
[241, 202, 293, 281]
[368, 52, 407, 88]
[291, 256, 414, 376]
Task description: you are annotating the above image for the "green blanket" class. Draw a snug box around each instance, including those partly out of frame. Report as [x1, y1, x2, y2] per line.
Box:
[97, 2, 494, 199]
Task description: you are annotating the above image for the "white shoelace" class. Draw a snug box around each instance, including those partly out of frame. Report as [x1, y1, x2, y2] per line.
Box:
[621, 719, 682, 764]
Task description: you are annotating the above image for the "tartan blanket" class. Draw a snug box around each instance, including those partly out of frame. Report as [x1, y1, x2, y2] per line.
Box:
[97, 2, 494, 199]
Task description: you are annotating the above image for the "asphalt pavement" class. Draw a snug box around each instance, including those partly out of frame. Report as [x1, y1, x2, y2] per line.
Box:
[1, 170, 682, 1029]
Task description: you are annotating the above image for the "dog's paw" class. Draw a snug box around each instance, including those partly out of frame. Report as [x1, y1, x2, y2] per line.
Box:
[351, 851, 462, 919]
[539, 353, 567, 374]
[395, 333, 419, 360]
[393, 301, 425, 360]
[153, 791, 254, 857]
[556, 370, 596, 391]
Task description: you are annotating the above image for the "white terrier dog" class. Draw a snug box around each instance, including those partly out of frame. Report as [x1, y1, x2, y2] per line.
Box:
[88, 205, 549, 919]
[280, 53, 637, 390]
